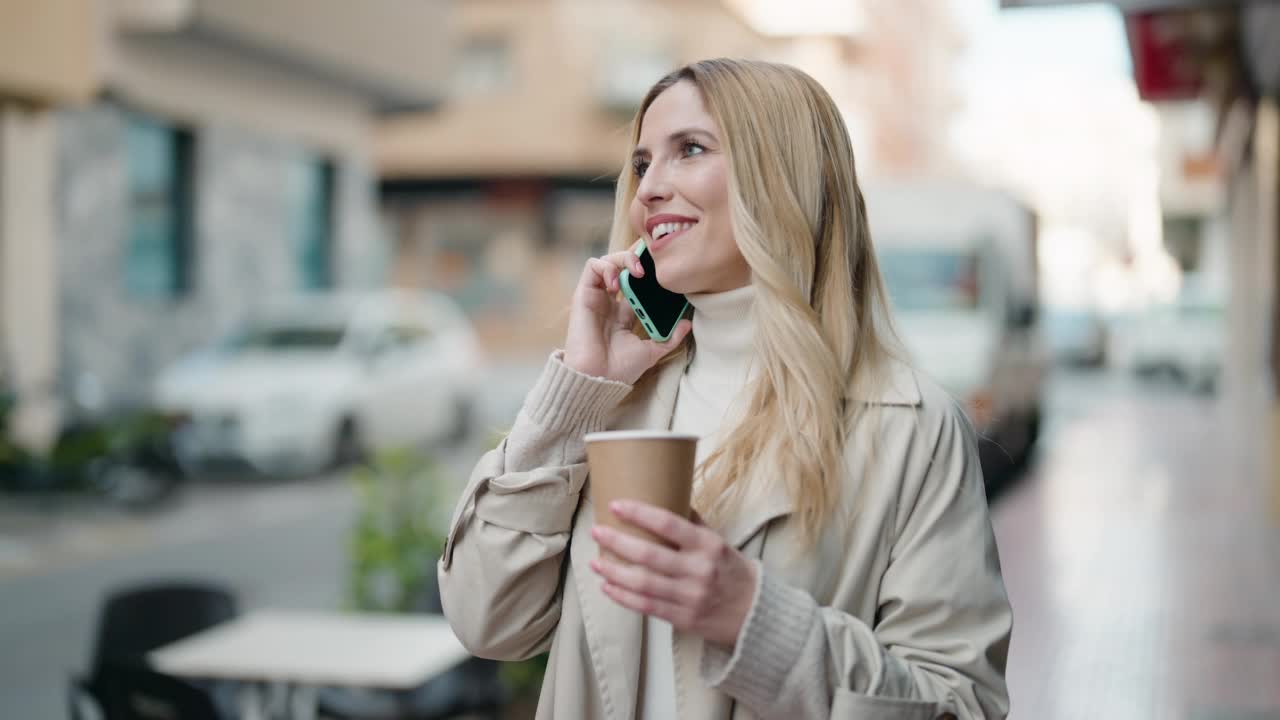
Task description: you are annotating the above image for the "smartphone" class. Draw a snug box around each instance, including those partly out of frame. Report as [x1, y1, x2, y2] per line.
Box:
[619, 240, 689, 342]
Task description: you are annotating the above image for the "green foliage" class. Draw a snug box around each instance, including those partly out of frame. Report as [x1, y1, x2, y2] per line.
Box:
[500, 651, 549, 696]
[0, 400, 175, 490]
[0, 391, 34, 481]
[346, 440, 549, 698]
[346, 447, 451, 613]
[47, 412, 172, 473]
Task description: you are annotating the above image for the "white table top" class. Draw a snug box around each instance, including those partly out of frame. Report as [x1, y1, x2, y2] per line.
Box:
[149, 609, 471, 689]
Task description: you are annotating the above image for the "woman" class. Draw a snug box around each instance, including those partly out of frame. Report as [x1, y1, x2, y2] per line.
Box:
[439, 58, 1011, 720]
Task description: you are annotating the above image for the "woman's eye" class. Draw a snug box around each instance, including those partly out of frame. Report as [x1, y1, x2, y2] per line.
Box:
[682, 141, 705, 158]
[633, 160, 649, 178]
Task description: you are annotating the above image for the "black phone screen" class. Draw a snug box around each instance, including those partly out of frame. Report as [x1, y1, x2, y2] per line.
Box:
[626, 246, 688, 337]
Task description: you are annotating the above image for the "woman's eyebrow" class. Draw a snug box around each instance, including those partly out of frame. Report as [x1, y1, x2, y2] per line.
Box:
[633, 128, 717, 160]
[666, 127, 716, 145]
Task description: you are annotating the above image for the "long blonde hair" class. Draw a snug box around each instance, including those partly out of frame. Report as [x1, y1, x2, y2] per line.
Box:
[608, 59, 900, 545]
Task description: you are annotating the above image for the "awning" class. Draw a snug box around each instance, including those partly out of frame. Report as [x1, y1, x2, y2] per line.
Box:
[119, 0, 451, 113]
[1001, 0, 1241, 9]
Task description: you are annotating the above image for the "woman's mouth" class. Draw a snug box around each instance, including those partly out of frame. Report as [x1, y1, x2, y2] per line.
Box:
[649, 221, 697, 252]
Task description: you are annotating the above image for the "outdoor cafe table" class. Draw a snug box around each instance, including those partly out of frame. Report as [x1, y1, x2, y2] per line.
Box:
[149, 609, 471, 720]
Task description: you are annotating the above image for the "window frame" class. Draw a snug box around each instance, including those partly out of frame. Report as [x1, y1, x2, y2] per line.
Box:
[122, 113, 195, 300]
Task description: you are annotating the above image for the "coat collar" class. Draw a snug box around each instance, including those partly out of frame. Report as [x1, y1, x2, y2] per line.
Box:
[854, 355, 922, 407]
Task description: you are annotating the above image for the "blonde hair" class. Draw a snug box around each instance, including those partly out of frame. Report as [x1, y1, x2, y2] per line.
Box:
[608, 58, 901, 545]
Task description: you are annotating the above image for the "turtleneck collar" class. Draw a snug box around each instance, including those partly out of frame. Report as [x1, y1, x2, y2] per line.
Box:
[686, 283, 755, 373]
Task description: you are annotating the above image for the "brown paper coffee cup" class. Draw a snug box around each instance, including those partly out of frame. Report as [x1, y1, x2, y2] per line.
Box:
[584, 430, 698, 562]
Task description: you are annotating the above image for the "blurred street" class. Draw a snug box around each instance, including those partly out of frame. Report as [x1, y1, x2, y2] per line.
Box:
[3, 0, 1280, 718]
[0, 362, 540, 720]
[3, 362, 1277, 718]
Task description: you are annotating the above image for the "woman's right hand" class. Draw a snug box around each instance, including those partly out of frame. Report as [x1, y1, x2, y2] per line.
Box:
[563, 246, 692, 385]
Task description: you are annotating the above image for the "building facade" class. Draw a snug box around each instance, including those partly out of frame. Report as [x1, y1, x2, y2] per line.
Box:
[377, 0, 969, 360]
[0, 0, 449, 446]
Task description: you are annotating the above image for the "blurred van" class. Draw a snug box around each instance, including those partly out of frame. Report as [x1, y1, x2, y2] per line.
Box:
[865, 179, 1047, 490]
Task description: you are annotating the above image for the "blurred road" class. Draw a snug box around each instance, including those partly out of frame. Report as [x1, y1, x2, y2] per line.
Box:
[2, 362, 1274, 719]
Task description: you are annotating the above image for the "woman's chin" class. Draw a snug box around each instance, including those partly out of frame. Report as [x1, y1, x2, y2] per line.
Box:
[656, 271, 693, 296]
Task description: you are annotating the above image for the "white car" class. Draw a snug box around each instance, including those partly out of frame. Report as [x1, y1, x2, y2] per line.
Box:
[1127, 297, 1224, 392]
[153, 291, 485, 476]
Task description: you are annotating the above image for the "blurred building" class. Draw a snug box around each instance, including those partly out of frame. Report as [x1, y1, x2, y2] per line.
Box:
[1006, 0, 1280, 509]
[377, 0, 969, 360]
[377, 0, 779, 359]
[1153, 101, 1228, 295]
[0, 0, 449, 446]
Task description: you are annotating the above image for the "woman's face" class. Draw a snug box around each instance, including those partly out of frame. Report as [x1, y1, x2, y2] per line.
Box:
[628, 81, 750, 295]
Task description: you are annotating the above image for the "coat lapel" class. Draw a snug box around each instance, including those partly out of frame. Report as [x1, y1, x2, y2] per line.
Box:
[570, 493, 644, 719]
[719, 481, 795, 550]
[569, 355, 686, 720]
[673, 472, 794, 720]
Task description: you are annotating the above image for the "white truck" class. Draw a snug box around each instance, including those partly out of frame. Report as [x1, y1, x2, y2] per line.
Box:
[864, 179, 1048, 495]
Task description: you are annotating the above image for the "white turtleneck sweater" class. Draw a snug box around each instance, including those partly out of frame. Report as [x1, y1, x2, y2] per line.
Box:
[639, 283, 756, 719]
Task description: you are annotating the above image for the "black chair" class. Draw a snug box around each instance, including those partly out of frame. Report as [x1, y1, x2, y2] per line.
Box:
[94, 664, 222, 720]
[317, 657, 508, 720]
[69, 581, 239, 720]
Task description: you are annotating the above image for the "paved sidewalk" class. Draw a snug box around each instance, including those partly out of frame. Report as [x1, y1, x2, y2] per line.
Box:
[993, 371, 1280, 718]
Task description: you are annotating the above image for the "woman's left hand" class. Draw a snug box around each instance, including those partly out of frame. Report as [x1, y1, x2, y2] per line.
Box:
[589, 500, 758, 649]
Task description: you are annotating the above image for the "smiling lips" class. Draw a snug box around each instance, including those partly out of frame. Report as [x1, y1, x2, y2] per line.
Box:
[645, 215, 698, 251]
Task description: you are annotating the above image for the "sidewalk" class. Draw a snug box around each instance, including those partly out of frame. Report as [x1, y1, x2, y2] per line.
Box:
[992, 371, 1280, 718]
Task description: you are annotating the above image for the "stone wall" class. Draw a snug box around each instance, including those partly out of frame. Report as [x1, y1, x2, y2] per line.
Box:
[55, 104, 385, 406]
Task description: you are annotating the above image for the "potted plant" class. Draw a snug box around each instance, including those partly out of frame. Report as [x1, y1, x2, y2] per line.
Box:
[347, 447, 450, 613]
[344, 445, 548, 717]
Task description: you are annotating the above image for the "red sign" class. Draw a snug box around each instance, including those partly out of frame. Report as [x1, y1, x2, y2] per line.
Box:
[1126, 11, 1205, 100]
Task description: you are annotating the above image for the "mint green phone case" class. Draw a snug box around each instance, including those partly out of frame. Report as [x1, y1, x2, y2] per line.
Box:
[619, 241, 689, 342]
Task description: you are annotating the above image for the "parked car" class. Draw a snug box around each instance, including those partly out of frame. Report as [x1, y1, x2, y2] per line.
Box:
[866, 179, 1048, 494]
[1043, 307, 1109, 368]
[1126, 294, 1224, 393]
[153, 291, 485, 477]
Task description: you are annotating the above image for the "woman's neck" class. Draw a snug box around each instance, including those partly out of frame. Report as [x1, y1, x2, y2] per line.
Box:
[686, 283, 755, 373]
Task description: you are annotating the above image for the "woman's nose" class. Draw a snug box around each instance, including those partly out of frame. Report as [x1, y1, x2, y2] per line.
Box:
[637, 168, 673, 205]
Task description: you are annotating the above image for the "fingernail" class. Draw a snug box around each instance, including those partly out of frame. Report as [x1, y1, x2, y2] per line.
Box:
[610, 500, 625, 514]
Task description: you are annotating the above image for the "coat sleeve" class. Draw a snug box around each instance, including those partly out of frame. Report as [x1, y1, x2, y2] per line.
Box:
[701, 403, 1012, 720]
[438, 352, 631, 661]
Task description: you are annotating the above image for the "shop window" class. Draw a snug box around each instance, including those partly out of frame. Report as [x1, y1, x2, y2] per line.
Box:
[1163, 215, 1204, 272]
[124, 115, 193, 298]
[454, 36, 512, 96]
[293, 158, 336, 290]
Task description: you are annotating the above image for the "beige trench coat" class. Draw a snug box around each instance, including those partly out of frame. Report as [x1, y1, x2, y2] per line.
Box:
[439, 351, 1011, 720]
